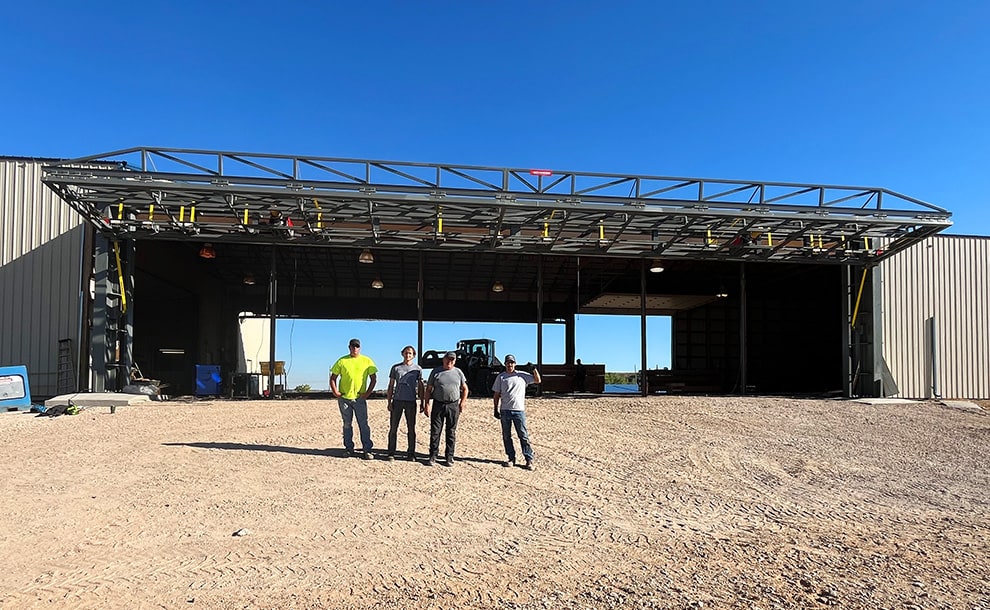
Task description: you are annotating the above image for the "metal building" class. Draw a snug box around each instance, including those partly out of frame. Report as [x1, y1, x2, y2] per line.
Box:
[880, 234, 990, 398]
[0, 158, 88, 397]
[6, 149, 986, 399]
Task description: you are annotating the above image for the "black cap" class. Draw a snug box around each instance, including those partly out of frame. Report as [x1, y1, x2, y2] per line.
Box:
[504, 354, 516, 363]
[349, 338, 361, 348]
[443, 351, 457, 360]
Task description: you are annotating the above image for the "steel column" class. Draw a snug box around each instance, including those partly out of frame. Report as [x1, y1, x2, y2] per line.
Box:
[417, 251, 424, 357]
[268, 246, 277, 397]
[739, 262, 748, 394]
[92, 235, 110, 392]
[641, 260, 648, 397]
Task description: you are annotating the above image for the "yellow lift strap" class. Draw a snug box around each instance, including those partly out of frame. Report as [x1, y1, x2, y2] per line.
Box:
[850, 267, 868, 328]
[112, 242, 127, 314]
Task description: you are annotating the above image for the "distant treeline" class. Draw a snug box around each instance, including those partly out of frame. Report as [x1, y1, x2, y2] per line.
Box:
[604, 372, 637, 384]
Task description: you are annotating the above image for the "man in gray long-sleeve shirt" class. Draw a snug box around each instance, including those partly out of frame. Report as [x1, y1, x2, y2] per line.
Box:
[422, 351, 469, 467]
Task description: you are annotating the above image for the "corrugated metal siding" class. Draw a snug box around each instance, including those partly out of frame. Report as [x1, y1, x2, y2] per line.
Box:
[881, 235, 990, 399]
[0, 158, 86, 397]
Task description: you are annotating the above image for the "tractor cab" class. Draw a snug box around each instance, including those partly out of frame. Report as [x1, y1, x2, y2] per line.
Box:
[419, 338, 502, 395]
[456, 338, 501, 368]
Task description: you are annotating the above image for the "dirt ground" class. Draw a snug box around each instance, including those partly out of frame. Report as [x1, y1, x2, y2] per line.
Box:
[0, 395, 987, 610]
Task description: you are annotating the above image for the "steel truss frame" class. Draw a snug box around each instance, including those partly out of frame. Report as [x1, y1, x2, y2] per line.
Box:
[43, 147, 951, 264]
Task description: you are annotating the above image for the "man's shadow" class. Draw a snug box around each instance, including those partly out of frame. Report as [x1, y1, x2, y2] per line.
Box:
[163, 442, 347, 457]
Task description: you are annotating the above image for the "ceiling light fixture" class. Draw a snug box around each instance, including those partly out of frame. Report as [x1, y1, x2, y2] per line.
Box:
[198, 243, 216, 259]
[491, 281, 505, 293]
[649, 259, 665, 273]
[243, 273, 256, 286]
[358, 249, 375, 264]
[371, 277, 384, 289]
[716, 283, 729, 298]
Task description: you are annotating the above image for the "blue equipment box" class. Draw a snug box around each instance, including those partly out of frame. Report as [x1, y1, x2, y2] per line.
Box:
[0, 365, 32, 409]
[195, 365, 222, 396]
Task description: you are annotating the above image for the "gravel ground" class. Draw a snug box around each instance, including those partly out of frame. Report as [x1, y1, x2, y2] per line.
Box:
[0, 395, 987, 609]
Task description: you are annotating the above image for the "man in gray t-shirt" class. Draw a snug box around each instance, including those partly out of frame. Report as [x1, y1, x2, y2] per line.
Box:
[386, 345, 424, 461]
[492, 354, 541, 470]
[422, 351, 469, 466]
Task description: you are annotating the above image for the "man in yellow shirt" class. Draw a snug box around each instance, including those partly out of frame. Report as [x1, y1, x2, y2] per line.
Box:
[330, 338, 378, 459]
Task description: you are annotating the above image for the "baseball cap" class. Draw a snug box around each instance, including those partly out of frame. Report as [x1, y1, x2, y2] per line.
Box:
[443, 351, 457, 360]
[349, 338, 361, 348]
[504, 354, 516, 363]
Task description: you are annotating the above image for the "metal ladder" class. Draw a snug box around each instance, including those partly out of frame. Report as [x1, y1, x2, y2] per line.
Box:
[56, 338, 76, 394]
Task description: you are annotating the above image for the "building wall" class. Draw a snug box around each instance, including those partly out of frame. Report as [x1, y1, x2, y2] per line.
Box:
[881, 234, 990, 399]
[0, 157, 86, 397]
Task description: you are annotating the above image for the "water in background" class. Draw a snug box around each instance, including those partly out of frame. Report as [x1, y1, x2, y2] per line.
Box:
[604, 383, 639, 393]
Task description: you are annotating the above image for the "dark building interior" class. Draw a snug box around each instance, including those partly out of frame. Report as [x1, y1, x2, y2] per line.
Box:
[130, 239, 845, 396]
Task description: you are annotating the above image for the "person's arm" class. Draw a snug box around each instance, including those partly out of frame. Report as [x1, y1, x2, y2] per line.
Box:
[493, 390, 501, 419]
[422, 383, 433, 415]
[330, 373, 341, 398]
[458, 381, 469, 413]
[362, 373, 377, 399]
[531, 368, 541, 384]
[386, 375, 396, 412]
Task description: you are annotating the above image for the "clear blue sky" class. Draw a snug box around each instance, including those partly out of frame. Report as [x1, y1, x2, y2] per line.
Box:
[4, 2, 988, 387]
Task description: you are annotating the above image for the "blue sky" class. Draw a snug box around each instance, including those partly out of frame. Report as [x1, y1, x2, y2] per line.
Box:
[4, 2, 988, 387]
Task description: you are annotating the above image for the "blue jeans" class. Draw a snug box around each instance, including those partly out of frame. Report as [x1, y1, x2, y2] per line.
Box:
[338, 397, 373, 452]
[500, 410, 533, 462]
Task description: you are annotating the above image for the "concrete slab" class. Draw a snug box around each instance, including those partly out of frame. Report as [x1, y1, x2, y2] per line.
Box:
[45, 393, 152, 408]
[853, 398, 920, 405]
[940, 400, 985, 413]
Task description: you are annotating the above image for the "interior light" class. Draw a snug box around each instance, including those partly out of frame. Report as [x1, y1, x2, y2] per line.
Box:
[716, 283, 729, 298]
[198, 243, 216, 259]
[243, 273, 256, 286]
[491, 281, 504, 293]
[371, 277, 384, 289]
[649, 259, 665, 273]
[358, 249, 375, 264]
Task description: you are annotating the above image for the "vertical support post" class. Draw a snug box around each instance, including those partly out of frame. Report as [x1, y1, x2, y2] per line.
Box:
[739, 262, 748, 394]
[536, 255, 544, 370]
[417, 251, 424, 357]
[564, 313, 575, 364]
[640, 260, 648, 397]
[122, 239, 136, 383]
[92, 234, 110, 392]
[268, 246, 277, 397]
[840, 265, 853, 397]
[871, 265, 884, 396]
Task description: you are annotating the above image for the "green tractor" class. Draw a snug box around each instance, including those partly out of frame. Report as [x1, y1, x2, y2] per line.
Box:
[420, 338, 503, 396]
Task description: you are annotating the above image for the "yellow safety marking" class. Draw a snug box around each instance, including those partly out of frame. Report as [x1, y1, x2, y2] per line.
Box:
[117, 202, 124, 220]
[599, 223, 605, 240]
[243, 208, 249, 225]
[148, 204, 154, 221]
[113, 242, 127, 314]
[851, 267, 868, 328]
[767, 231, 773, 247]
[179, 206, 185, 223]
[543, 222, 549, 238]
[190, 206, 196, 222]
